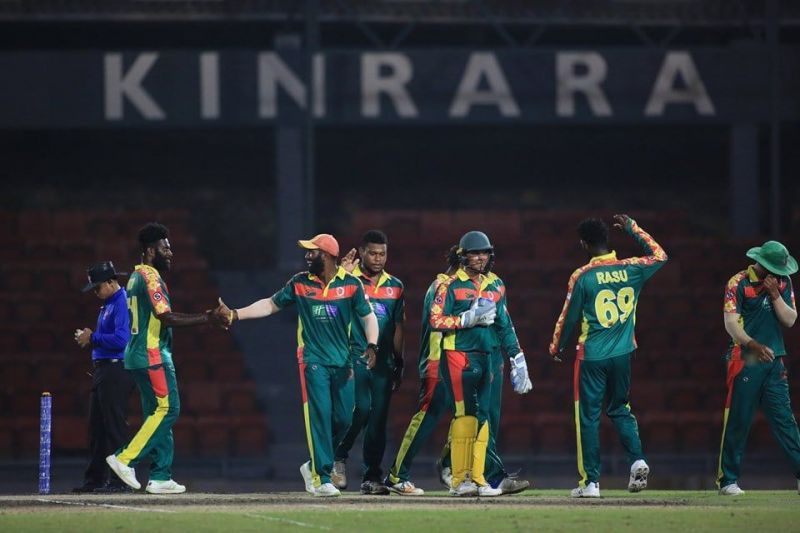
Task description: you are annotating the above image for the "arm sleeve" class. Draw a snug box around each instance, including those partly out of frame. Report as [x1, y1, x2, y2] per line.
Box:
[429, 278, 462, 331]
[781, 277, 796, 309]
[352, 279, 372, 318]
[723, 276, 744, 315]
[90, 298, 132, 351]
[549, 273, 586, 356]
[143, 273, 171, 315]
[394, 287, 405, 324]
[625, 218, 668, 281]
[270, 278, 297, 309]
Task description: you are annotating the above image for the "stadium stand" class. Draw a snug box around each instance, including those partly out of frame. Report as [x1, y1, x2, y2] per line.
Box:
[0, 209, 269, 459]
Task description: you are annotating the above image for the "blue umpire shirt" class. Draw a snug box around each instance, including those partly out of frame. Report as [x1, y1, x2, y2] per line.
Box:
[90, 287, 131, 361]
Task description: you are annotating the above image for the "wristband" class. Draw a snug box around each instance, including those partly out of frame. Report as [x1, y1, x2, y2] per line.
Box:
[367, 343, 379, 353]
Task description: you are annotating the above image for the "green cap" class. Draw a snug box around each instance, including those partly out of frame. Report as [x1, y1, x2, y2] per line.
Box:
[746, 240, 798, 276]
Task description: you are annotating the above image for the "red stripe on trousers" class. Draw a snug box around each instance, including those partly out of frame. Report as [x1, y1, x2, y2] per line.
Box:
[573, 358, 582, 402]
[419, 360, 440, 412]
[298, 362, 309, 404]
[148, 366, 168, 398]
[725, 359, 745, 408]
[445, 351, 467, 404]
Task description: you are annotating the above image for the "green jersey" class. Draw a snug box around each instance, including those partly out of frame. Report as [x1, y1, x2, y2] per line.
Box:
[272, 266, 373, 368]
[723, 266, 796, 360]
[349, 266, 405, 368]
[124, 264, 173, 370]
[418, 273, 449, 378]
[429, 269, 521, 356]
[549, 219, 667, 361]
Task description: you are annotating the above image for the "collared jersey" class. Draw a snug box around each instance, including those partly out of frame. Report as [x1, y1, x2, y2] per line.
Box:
[549, 220, 667, 361]
[124, 264, 173, 370]
[272, 266, 373, 368]
[723, 265, 796, 360]
[418, 273, 450, 377]
[429, 268, 521, 356]
[349, 266, 404, 368]
[91, 287, 131, 361]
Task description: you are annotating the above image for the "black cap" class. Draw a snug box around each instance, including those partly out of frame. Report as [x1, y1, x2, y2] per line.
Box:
[81, 261, 128, 293]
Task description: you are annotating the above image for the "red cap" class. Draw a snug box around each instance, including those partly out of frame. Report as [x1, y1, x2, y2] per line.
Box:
[298, 234, 340, 257]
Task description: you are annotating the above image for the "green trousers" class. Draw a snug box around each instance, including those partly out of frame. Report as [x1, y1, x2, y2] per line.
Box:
[387, 359, 450, 484]
[574, 353, 645, 486]
[116, 363, 180, 481]
[717, 357, 800, 487]
[299, 362, 355, 487]
[438, 348, 507, 485]
[334, 359, 393, 482]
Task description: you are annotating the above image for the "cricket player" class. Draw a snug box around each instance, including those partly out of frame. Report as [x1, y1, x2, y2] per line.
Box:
[332, 230, 405, 495]
[549, 214, 666, 498]
[385, 246, 460, 495]
[218, 233, 379, 497]
[430, 231, 532, 497]
[717, 240, 800, 496]
[106, 223, 228, 494]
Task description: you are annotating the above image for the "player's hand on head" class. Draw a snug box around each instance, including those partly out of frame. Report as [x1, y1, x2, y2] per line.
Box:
[340, 248, 359, 273]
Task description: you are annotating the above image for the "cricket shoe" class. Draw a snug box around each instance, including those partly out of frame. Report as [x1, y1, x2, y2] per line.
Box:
[332, 460, 347, 490]
[628, 460, 649, 493]
[105, 454, 141, 490]
[146, 479, 186, 494]
[387, 480, 424, 496]
[360, 480, 390, 495]
[314, 483, 341, 497]
[449, 480, 479, 497]
[435, 458, 452, 489]
[570, 482, 600, 498]
[477, 484, 502, 497]
[300, 461, 315, 494]
[719, 483, 745, 496]
[496, 475, 531, 495]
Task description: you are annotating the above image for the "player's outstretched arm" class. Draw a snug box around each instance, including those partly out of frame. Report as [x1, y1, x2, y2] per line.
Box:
[156, 309, 226, 328]
[221, 296, 281, 324]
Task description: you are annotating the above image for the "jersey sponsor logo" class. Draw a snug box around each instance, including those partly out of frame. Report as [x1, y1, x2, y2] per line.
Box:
[153, 292, 163, 301]
[312, 303, 339, 321]
[371, 301, 388, 318]
[595, 270, 629, 284]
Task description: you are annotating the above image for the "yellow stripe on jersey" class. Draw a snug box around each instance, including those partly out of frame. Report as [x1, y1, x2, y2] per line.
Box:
[443, 331, 456, 351]
[429, 332, 443, 361]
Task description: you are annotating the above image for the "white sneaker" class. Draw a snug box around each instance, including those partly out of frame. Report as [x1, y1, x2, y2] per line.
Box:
[105, 455, 141, 490]
[570, 481, 600, 498]
[628, 460, 649, 493]
[719, 483, 745, 496]
[332, 460, 347, 490]
[314, 483, 341, 497]
[387, 480, 424, 495]
[146, 479, 186, 494]
[477, 484, 503, 497]
[440, 466, 453, 489]
[498, 476, 531, 495]
[300, 462, 315, 494]
[449, 480, 478, 497]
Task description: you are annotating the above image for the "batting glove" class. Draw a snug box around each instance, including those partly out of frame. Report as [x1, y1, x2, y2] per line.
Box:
[459, 298, 496, 328]
[509, 352, 533, 394]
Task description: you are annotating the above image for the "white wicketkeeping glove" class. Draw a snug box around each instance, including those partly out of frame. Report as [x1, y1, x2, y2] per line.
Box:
[459, 298, 496, 328]
[509, 352, 533, 394]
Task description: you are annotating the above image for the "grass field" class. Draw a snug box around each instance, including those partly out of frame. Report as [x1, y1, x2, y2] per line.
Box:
[1, 490, 799, 532]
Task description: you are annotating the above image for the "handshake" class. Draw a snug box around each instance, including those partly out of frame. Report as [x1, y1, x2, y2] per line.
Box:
[459, 297, 497, 328]
[206, 298, 235, 329]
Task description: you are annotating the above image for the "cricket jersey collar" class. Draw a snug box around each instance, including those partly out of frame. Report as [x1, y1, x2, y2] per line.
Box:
[307, 266, 348, 284]
[747, 265, 762, 283]
[352, 266, 392, 287]
[590, 251, 617, 264]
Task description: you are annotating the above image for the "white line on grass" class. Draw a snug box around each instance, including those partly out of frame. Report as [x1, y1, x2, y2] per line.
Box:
[240, 512, 331, 530]
[35, 499, 176, 513]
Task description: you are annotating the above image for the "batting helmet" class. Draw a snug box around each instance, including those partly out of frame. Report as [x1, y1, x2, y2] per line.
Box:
[457, 231, 495, 273]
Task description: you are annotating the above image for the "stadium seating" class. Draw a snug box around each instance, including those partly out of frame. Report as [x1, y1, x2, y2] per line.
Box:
[0, 209, 269, 459]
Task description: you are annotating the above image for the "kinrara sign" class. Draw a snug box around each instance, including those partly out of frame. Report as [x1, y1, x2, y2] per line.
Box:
[0, 47, 797, 128]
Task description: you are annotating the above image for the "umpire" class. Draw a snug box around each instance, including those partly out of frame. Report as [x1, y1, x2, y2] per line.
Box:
[73, 261, 135, 493]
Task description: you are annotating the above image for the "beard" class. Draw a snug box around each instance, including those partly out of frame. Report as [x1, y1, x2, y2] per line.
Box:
[153, 250, 171, 273]
[308, 255, 324, 276]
